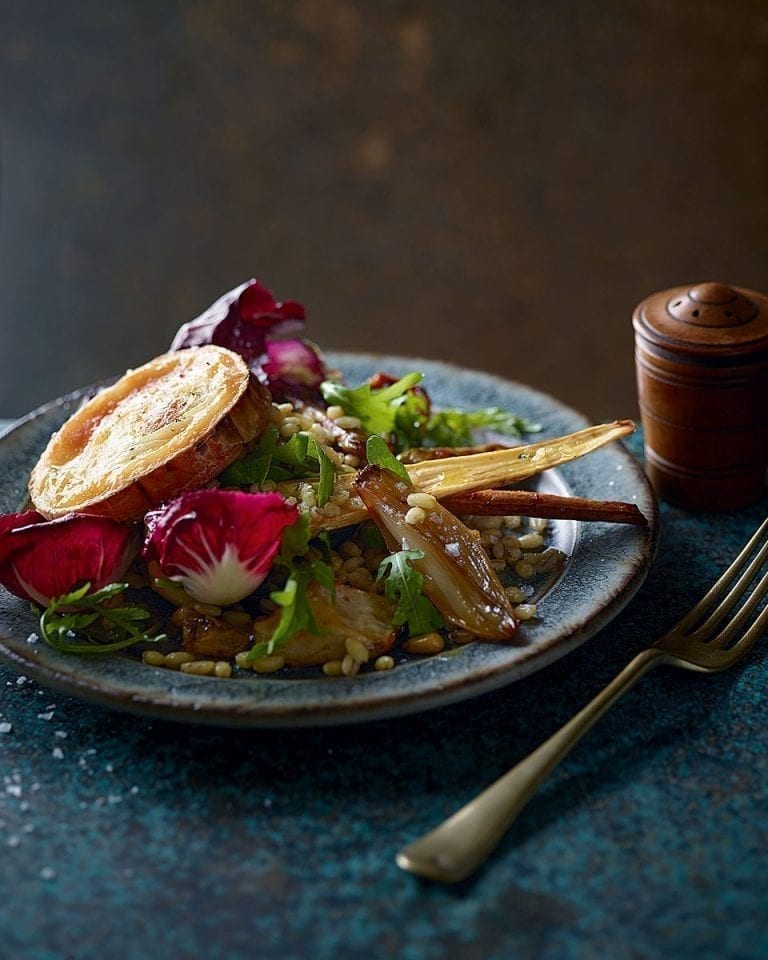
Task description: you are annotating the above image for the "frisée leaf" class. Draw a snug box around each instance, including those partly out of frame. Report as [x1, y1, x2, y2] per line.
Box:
[376, 550, 444, 638]
[320, 372, 424, 437]
[423, 408, 541, 447]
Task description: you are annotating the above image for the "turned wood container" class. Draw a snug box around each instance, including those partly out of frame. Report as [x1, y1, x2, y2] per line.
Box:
[633, 281, 768, 510]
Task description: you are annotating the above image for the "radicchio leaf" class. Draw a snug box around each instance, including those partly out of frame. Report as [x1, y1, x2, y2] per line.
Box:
[170, 279, 305, 362]
[0, 511, 139, 606]
[262, 338, 327, 392]
[169, 279, 326, 397]
[143, 489, 299, 606]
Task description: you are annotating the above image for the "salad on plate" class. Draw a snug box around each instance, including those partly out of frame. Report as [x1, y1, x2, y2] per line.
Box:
[0, 279, 645, 683]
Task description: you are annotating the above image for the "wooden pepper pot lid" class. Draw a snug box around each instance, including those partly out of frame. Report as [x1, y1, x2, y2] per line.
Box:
[633, 281, 768, 360]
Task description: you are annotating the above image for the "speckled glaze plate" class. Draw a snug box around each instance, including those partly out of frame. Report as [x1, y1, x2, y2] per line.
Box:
[0, 353, 658, 727]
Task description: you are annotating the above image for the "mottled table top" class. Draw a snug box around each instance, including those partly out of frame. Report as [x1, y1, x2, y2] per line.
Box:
[0, 427, 765, 960]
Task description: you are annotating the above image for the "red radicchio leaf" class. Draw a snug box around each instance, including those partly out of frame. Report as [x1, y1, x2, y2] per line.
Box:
[262, 339, 327, 392]
[142, 490, 299, 606]
[0, 511, 140, 606]
[169, 279, 306, 367]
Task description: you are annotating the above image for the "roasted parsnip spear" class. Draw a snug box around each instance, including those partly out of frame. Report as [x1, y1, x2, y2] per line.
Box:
[277, 420, 636, 534]
[442, 489, 647, 526]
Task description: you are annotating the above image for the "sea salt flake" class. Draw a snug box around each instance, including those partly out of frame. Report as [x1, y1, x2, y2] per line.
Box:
[37, 712, 55, 721]
[6, 785, 22, 798]
[40, 867, 56, 880]
[52, 747, 64, 760]
[0, 723, 12, 734]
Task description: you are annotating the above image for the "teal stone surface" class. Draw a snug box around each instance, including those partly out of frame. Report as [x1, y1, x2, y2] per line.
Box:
[0, 427, 766, 959]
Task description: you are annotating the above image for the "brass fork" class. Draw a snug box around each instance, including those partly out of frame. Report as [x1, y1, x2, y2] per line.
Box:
[397, 516, 768, 883]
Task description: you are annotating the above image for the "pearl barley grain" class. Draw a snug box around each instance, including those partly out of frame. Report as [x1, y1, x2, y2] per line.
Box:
[405, 506, 426, 525]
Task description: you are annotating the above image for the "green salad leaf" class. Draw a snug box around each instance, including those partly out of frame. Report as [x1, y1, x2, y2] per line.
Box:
[376, 550, 444, 637]
[321, 372, 424, 438]
[422, 408, 541, 448]
[219, 426, 338, 506]
[320, 371, 539, 453]
[245, 514, 335, 660]
[38, 582, 166, 654]
[365, 435, 411, 485]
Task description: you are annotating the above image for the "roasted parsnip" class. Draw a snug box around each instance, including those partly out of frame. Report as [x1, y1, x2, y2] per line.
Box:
[282, 420, 636, 534]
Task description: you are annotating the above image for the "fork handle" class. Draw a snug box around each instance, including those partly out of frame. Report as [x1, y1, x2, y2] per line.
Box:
[397, 646, 667, 883]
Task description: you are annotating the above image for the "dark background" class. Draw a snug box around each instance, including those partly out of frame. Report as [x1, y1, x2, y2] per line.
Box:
[1, 0, 767, 421]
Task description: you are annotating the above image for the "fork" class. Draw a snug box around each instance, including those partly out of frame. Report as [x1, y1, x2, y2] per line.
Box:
[396, 516, 768, 883]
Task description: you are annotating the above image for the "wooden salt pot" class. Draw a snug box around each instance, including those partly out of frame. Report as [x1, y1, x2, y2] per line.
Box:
[633, 281, 768, 510]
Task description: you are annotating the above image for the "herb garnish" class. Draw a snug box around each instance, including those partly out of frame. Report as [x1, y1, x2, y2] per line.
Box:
[376, 550, 444, 637]
[422, 408, 541, 447]
[219, 426, 337, 506]
[321, 372, 425, 439]
[246, 514, 335, 660]
[365, 435, 411, 485]
[38, 583, 166, 654]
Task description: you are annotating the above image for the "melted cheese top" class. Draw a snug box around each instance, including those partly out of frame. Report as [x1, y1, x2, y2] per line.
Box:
[31, 345, 248, 511]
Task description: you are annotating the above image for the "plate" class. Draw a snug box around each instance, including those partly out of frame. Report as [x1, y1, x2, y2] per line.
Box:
[0, 353, 659, 727]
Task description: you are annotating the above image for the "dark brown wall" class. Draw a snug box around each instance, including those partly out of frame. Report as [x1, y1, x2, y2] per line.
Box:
[1, 0, 767, 420]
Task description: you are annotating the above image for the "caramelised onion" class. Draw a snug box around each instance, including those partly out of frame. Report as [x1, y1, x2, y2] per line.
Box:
[0, 511, 139, 606]
[354, 466, 518, 641]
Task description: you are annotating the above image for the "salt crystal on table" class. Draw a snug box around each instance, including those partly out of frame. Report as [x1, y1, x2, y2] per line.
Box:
[0, 722, 12, 734]
[52, 747, 64, 760]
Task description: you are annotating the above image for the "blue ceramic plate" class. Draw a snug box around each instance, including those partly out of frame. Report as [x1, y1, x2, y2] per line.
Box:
[0, 354, 658, 727]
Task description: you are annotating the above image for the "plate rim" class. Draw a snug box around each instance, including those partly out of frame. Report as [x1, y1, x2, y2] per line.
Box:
[0, 352, 659, 727]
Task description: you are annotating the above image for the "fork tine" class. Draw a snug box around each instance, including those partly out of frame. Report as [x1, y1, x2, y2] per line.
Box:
[729, 590, 768, 659]
[675, 517, 768, 634]
[689, 530, 768, 640]
[710, 572, 768, 647]
[711, 566, 768, 650]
